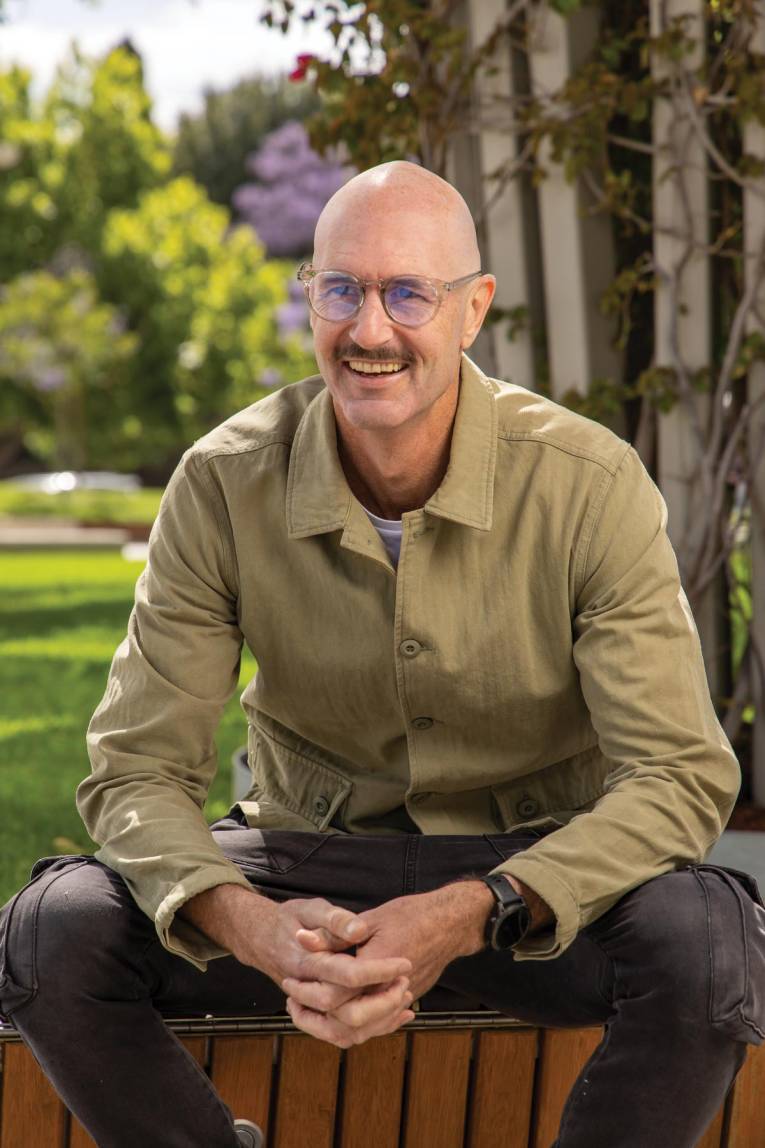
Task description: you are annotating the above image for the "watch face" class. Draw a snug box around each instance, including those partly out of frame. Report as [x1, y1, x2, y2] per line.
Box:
[494, 904, 531, 950]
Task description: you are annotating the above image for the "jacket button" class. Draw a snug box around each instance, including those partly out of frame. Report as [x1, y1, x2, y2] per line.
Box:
[314, 796, 330, 817]
[400, 639, 423, 658]
[412, 716, 433, 730]
[516, 797, 539, 819]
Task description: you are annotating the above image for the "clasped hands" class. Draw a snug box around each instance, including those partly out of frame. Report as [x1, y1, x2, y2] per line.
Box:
[263, 881, 494, 1049]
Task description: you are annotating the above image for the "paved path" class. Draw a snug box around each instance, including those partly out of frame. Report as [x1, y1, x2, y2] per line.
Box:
[0, 517, 130, 548]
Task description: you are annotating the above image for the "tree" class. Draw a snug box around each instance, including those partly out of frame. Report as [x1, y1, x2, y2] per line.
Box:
[0, 268, 136, 469]
[0, 44, 316, 478]
[172, 74, 319, 208]
[0, 45, 170, 283]
[232, 119, 350, 257]
[99, 176, 316, 462]
[0, 64, 64, 280]
[44, 41, 171, 255]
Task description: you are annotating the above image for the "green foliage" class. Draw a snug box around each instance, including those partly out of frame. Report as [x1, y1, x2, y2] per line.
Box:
[172, 74, 319, 207]
[559, 377, 630, 423]
[44, 44, 171, 253]
[0, 47, 170, 281]
[0, 45, 316, 476]
[0, 269, 137, 469]
[260, 1, 478, 175]
[0, 65, 62, 278]
[100, 176, 316, 454]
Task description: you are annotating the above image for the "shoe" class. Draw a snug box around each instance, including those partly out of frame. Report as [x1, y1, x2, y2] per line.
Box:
[234, 1119, 264, 1147]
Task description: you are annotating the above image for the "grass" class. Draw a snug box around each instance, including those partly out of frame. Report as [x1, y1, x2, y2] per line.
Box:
[0, 549, 256, 906]
[0, 485, 164, 524]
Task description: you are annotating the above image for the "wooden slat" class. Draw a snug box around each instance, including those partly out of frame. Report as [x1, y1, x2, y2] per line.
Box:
[0, 1043, 67, 1148]
[467, 1029, 538, 1148]
[67, 1034, 208, 1147]
[178, 1035, 207, 1066]
[723, 1043, 765, 1147]
[531, 1027, 603, 1148]
[402, 1030, 473, 1148]
[339, 1033, 407, 1148]
[272, 1035, 341, 1148]
[210, 1036, 273, 1141]
[695, 1104, 725, 1148]
[68, 1115, 97, 1148]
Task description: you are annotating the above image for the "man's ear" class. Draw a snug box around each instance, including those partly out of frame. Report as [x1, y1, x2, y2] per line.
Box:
[460, 275, 497, 350]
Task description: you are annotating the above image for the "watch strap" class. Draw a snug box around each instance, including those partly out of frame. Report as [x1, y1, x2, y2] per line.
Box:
[481, 874, 530, 950]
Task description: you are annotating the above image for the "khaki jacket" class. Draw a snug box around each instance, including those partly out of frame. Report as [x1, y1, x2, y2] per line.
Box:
[78, 355, 740, 969]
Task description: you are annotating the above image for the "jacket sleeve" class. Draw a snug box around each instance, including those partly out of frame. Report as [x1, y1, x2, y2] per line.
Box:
[77, 450, 253, 970]
[497, 444, 741, 960]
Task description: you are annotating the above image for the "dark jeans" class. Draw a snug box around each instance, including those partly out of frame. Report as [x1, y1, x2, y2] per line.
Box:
[0, 813, 760, 1148]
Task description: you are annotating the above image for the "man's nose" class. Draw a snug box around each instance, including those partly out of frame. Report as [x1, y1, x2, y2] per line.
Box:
[348, 287, 396, 347]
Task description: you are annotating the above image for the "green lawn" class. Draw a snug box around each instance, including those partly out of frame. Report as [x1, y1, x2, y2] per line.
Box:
[0, 549, 255, 905]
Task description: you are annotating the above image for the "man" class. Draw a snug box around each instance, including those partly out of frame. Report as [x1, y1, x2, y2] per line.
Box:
[0, 162, 761, 1148]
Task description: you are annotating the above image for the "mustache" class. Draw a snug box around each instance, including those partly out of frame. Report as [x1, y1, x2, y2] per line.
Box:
[334, 344, 415, 364]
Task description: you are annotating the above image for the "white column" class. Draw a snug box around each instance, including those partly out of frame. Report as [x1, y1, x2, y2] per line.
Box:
[651, 0, 710, 540]
[467, 0, 537, 390]
[650, 0, 725, 696]
[527, 2, 621, 402]
[744, 3, 765, 801]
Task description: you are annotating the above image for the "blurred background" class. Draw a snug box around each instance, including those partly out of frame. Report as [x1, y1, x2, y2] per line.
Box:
[0, 0, 763, 899]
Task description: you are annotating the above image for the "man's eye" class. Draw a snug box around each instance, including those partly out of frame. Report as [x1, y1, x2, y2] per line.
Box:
[388, 280, 429, 304]
[321, 280, 357, 299]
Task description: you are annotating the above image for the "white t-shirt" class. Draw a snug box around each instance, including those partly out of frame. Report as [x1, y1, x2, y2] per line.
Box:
[363, 506, 403, 567]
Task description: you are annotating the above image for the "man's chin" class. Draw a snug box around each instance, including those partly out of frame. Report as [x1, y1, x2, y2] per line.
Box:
[334, 396, 414, 432]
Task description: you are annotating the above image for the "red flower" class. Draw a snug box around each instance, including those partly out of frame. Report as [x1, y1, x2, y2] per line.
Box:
[288, 53, 315, 82]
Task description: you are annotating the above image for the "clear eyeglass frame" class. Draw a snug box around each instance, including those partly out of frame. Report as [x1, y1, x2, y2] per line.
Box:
[296, 263, 483, 328]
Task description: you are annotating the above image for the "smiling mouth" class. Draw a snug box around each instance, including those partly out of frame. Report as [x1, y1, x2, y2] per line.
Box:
[344, 359, 409, 378]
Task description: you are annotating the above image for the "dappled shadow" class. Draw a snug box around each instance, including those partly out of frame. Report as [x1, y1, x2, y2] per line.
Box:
[0, 598, 135, 641]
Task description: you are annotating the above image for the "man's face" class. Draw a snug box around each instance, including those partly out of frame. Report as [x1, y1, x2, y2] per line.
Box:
[309, 203, 490, 435]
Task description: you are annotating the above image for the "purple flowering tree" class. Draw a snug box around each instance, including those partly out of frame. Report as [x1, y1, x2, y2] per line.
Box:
[232, 120, 351, 259]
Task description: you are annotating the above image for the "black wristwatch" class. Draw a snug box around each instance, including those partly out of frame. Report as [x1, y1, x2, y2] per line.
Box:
[482, 874, 531, 951]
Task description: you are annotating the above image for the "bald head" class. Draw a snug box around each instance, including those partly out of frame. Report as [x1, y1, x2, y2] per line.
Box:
[313, 161, 481, 279]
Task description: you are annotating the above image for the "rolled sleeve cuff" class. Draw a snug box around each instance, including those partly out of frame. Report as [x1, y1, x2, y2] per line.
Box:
[490, 855, 580, 961]
[154, 865, 254, 971]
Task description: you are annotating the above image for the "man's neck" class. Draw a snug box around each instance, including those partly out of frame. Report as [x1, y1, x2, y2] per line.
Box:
[335, 387, 459, 520]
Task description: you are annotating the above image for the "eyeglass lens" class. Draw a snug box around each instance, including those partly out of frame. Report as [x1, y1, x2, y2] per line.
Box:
[310, 272, 439, 326]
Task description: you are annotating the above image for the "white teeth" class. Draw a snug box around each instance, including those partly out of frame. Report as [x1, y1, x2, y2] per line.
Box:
[347, 360, 405, 374]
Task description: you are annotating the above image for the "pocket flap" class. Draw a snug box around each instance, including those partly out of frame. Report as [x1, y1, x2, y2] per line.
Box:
[247, 717, 352, 831]
[491, 743, 609, 830]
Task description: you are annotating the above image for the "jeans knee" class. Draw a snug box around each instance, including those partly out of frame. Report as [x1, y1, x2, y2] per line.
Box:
[595, 866, 765, 1046]
[591, 870, 710, 1021]
[0, 856, 152, 1018]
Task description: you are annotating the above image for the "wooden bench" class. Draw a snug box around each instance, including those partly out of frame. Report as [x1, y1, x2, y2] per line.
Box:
[1, 1011, 763, 1147]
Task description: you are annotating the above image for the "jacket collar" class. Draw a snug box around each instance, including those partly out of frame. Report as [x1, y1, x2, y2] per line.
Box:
[286, 352, 497, 538]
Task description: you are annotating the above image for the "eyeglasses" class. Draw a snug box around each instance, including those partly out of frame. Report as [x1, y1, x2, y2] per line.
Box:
[297, 263, 483, 328]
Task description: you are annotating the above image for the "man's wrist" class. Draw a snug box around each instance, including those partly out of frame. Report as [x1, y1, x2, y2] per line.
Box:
[179, 882, 277, 962]
[502, 874, 554, 934]
[442, 873, 554, 956]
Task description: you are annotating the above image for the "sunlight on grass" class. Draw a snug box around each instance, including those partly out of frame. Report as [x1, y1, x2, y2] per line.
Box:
[0, 549, 256, 903]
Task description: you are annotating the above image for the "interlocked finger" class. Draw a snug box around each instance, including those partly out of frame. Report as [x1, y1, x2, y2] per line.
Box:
[297, 947, 412, 989]
[329, 976, 413, 1029]
[286, 995, 416, 1049]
